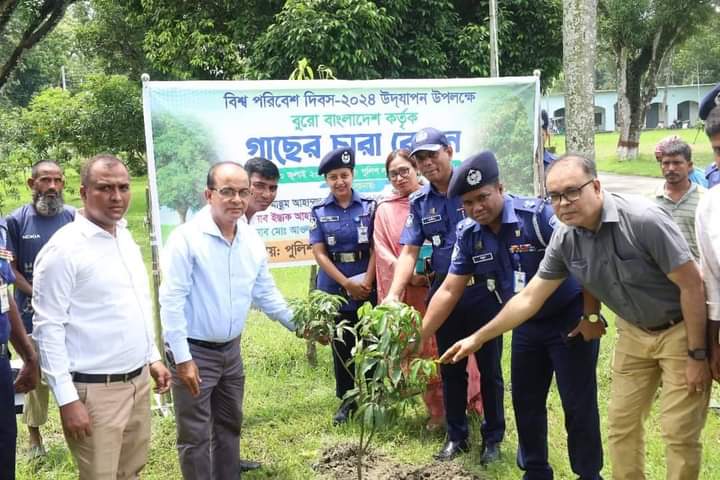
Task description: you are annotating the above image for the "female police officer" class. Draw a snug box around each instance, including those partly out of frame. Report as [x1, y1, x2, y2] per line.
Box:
[309, 147, 376, 425]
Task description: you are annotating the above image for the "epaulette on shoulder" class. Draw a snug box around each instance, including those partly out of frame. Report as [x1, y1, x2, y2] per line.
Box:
[409, 184, 431, 202]
[512, 196, 543, 214]
[456, 217, 475, 235]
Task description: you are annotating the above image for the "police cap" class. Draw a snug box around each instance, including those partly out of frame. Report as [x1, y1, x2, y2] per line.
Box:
[410, 127, 450, 156]
[448, 150, 500, 197]
[699, 82, 720, 121]
[317, 147, 355, 175]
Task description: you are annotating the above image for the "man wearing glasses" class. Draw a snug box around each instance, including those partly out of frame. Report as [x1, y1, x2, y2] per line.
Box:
[441, 154, 710, 480]
[160, 162, 299, 479]
[385, 128, 506, 464]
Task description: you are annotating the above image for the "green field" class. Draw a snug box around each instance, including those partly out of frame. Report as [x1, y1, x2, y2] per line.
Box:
[551, 126, 716, 178]
[5, 129, 720, 479]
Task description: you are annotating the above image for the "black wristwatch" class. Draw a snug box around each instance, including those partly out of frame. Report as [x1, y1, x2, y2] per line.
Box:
[687, 348, 708, 360]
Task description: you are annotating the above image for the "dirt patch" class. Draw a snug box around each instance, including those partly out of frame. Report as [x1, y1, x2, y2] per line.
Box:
[314, 444, 483, 480]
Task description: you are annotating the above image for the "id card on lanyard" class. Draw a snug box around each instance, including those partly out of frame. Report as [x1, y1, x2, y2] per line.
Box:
[0, 282, 9, 314]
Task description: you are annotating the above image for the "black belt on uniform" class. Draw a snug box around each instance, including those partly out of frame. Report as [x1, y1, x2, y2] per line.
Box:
[331, 251, 366, 263]
[188, 338, 235, 350]
[642, 317, 684, 332]
[0, 342, 7, 358]
[71, 366, 143, 384]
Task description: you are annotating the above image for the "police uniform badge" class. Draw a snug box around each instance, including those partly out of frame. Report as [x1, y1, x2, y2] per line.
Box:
[341, 151, 351, 164]
[415, 130, 428, 142]
[309, 216, 317, 231]
[451, 243, 460, 262]
[405, 213, 414, 228]
[466, 169, 482, 186]
[327, 235, 336, 246]
[474, 240, 483, 251]
[523, 199, 536, 209]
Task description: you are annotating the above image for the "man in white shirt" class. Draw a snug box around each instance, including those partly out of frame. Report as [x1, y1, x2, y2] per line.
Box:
[32, 154, 171, 479]
[160, 161, 298, 479]
[696, 184, 720, 381]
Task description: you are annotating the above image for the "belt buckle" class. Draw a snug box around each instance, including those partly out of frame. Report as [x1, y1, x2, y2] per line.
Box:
[339, 252, 354, 263]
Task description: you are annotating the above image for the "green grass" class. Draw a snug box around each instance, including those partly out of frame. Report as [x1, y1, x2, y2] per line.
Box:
[551, 127, 715, 178]
[5, 134, 720, 479]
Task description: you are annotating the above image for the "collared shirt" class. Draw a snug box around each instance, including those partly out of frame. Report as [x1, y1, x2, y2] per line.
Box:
[32, 214, 161, 406]
[160, 205, 294, 364]
[706, 163, 720, 188]
[309, 190, 375, 312]
[696, 185, 720, 321]
[451, 195, 582, 326]
[538, 191, 692, 329]
[0, 220, 16, 343]
[400, 170, 466, 275]
[653, 182, 705, 260]
[5, 203, 75, 332]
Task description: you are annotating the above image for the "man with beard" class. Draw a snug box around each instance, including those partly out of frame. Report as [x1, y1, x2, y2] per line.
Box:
[5, 160, 74, 458]
[652, 138, 705, 261]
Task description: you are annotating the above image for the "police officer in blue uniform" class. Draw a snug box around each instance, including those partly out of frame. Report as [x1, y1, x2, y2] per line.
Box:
[541, 110, 557, 169]
[309, 147, 377, 425]
[421, 151, 604, 479]
[384, 128, 506, 463]
[0, 219, 39, 480]
[699, 82, 720, 188]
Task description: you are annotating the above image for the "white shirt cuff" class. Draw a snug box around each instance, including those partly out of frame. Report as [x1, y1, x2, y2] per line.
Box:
[54, 379, 80, 407]
[708, 302, 720, 322]
[169, 339, 192, 364]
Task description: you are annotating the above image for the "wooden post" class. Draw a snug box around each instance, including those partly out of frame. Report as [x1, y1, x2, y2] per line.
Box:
[306, 264, 319, 366]
[146, 186, 172, 415]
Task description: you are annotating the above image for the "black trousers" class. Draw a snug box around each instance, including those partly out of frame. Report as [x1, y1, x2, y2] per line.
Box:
[0, 356, 16, 480]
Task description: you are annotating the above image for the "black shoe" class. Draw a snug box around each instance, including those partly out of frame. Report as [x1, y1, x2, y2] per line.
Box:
[433, 439, 470, 461]
[239, 459, 261, 472]
[480, 441, 501, 465]
[332, 402, 356, 425]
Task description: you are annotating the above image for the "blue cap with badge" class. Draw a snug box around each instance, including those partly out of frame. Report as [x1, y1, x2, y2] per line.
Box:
[448, 150, 500, 197]
[317, 147, 355, 175]
[410, 127, 450, 156]
[699, 82, 720, 120]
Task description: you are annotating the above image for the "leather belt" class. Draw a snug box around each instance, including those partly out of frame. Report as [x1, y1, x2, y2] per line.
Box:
[331, 251, 366, 263]
[0, 343, 7, 358]
[643, 317, 684, 332]
[188, 338, 235, 350]
[71, 366, 143, 384]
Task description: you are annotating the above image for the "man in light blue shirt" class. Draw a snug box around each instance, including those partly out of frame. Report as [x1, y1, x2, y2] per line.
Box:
[160, 161, 297, 480]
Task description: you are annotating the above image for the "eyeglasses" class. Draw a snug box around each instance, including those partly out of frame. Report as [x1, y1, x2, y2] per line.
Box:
[388, 166, 412, 180]
[210, 187, 251, 199]
[545, 179, 594, 204]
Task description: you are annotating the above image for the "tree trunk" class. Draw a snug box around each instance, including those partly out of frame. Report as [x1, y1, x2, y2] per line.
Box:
[562, 0, 597, 161]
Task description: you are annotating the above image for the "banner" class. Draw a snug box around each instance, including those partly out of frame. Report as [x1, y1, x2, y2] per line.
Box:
[142, 77, 541, 267]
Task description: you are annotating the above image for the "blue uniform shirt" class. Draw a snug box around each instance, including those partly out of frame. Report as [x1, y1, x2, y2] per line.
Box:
[0, 220, 17, 343]
[706, 163, 720, 188]
[309, 190, 376, 312]
[450, 195, 582, 326]
[5, 204, 75, 332]
[400, 171, 466, 276]
[543, 149, 557, 169]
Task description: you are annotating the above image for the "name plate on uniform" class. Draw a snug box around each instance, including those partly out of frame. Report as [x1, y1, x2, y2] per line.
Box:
[320, 216, 339, 222]
[472, 253, 493, 263]
[421, 215, 442, 224]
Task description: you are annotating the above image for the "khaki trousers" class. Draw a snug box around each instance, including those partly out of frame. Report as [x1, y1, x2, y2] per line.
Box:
[608, 318, 710, 480]
[65, 366, 152, 480]
[23, 338, 49, 427]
